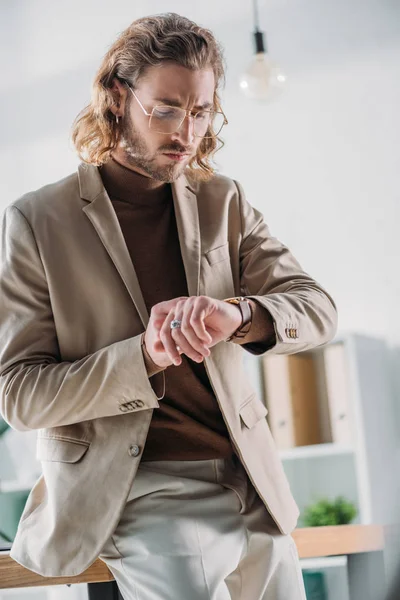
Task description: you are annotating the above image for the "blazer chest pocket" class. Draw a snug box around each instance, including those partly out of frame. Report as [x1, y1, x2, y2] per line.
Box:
[202, 242, 235, 299]
[239, 394, 268, 429]
[36, 437, 90, 463]
[204, 242, 230, 265]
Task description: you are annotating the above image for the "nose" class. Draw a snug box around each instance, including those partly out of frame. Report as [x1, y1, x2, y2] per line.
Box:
[171, 114, 195, 146]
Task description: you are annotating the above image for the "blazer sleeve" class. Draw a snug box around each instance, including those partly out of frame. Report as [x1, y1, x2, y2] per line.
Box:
[235, 180, 338, 356]
[0, 206, 161, 432]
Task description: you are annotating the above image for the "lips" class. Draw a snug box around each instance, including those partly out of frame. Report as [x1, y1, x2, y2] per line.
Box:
[162, 153, 189, 161]
[163, 153, 188, 156]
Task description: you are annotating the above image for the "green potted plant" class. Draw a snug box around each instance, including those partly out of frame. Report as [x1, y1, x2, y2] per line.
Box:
[302, 496, 357, 527]
[0, 417, 31, 543]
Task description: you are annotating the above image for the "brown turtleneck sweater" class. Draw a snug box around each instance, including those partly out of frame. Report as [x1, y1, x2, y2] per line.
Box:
[99, 158, 276, 461]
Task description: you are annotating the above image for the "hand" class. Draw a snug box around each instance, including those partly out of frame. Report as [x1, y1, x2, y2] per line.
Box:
[157, 295, 243, 366]
[144, 297, 210, 369]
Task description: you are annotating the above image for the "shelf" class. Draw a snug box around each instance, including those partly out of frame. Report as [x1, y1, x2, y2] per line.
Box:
[279, 442, 354, 461]
[300, 556, 347, 570]
[292, 524, 384, 558]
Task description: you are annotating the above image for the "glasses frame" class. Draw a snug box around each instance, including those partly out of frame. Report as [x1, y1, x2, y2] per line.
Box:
[126, 85, 228, 139]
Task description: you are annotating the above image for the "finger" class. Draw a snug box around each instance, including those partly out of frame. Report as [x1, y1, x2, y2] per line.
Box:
[168, 305, 207, 363]
[153, 339, 183, 355]
[159, 308, 182, 366]
[171, 315, 207, 363]
[154, 338, 166, 352]
[151, 297, 189, 320]
[153, 318, 166, 331]
[179, 303, 211, 357]
[172, 300, 209, 359]
[152, 318, 167, 353]
[189, 300, 213, 345]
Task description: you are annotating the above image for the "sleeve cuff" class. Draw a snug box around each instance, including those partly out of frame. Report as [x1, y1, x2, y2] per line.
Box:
[141, 333, 167, 378]
[230, 299, 277, 353]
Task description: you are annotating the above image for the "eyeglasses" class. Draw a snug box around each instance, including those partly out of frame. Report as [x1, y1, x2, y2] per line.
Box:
[127, 86, 228, 139]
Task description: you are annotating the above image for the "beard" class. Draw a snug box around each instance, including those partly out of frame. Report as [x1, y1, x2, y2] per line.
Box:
[118, 110, 191, 183]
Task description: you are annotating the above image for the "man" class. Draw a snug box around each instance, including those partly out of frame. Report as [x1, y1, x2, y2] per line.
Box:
[0, 13, 337, 600]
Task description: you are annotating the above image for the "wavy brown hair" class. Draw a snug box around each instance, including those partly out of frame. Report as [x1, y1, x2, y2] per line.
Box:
[71, 13, 226, 181]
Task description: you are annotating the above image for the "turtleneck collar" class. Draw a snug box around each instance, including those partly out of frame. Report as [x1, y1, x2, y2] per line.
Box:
[99, 156, 171, 207]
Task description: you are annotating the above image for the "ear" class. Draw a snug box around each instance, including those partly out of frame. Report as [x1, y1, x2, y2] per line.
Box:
[109, 77, 129, 119]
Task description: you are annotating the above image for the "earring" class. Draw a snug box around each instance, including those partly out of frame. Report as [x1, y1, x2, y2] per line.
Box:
[116, 115, 120, 125]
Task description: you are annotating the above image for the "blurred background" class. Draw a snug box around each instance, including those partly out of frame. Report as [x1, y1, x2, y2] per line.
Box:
[0, 0, 399, 599]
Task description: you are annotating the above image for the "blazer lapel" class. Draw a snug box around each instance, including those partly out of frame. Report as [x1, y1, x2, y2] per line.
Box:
[171, 176, 201, 297]
[78, 164, 201, 329]
[79, 163, 150, 328]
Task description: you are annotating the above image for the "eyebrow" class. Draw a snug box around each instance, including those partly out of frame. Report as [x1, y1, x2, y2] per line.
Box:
[153, 97, 214, 110]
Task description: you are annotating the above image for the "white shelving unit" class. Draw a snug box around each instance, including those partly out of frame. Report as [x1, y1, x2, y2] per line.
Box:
[243, 331, 400, 599]
[301, 557, 350, 600]
[300, 556, 348, 570]
[0, 584, 89, 600]
[279, 442, 354, 461]
[0, 589, 49, 600]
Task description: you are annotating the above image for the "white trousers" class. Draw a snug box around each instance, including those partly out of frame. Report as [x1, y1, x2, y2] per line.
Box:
[99, 454, 306, 600]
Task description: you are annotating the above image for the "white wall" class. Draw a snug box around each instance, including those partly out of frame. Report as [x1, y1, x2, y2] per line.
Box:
[1, 0, 399, 344]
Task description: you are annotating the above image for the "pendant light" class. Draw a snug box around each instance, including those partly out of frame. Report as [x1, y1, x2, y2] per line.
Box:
[239, 0, 286, 101]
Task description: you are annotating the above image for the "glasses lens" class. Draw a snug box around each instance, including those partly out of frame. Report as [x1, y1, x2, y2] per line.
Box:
[195, 111, 225, 138]
[149, 106, 226, 138]
[150, 106, 185, 134]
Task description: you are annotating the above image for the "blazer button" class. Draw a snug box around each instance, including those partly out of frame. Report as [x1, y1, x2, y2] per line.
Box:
[128, 445, 140, 457]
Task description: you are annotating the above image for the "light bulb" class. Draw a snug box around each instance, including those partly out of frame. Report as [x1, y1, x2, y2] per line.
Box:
[239, 52, 287, 101]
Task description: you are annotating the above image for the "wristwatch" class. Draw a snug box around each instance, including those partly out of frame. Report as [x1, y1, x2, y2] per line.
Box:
[224, 297, 252, 342]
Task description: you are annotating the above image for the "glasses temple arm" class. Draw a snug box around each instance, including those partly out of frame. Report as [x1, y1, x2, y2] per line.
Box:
[127, 86, 152, 117]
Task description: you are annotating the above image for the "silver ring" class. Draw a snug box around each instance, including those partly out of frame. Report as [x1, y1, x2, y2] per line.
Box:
[170, 319, 182, 330]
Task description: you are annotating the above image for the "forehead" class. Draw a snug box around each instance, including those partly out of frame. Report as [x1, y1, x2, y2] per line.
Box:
[137, 63, 215, 107]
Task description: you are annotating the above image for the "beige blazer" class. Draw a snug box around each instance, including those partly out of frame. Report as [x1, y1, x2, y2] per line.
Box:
[0, 163, 337, 577]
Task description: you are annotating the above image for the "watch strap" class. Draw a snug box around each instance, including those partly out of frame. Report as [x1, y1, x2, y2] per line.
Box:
[224, 297, 252, 342]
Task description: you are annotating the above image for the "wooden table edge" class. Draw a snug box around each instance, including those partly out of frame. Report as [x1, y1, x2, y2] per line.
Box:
[0, 524, 386, 589]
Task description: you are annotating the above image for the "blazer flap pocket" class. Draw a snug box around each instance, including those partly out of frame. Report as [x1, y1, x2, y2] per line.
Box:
[239, 395, 268, 429]
[36, 437, 90, 463]
[204, 243, 230, 265]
